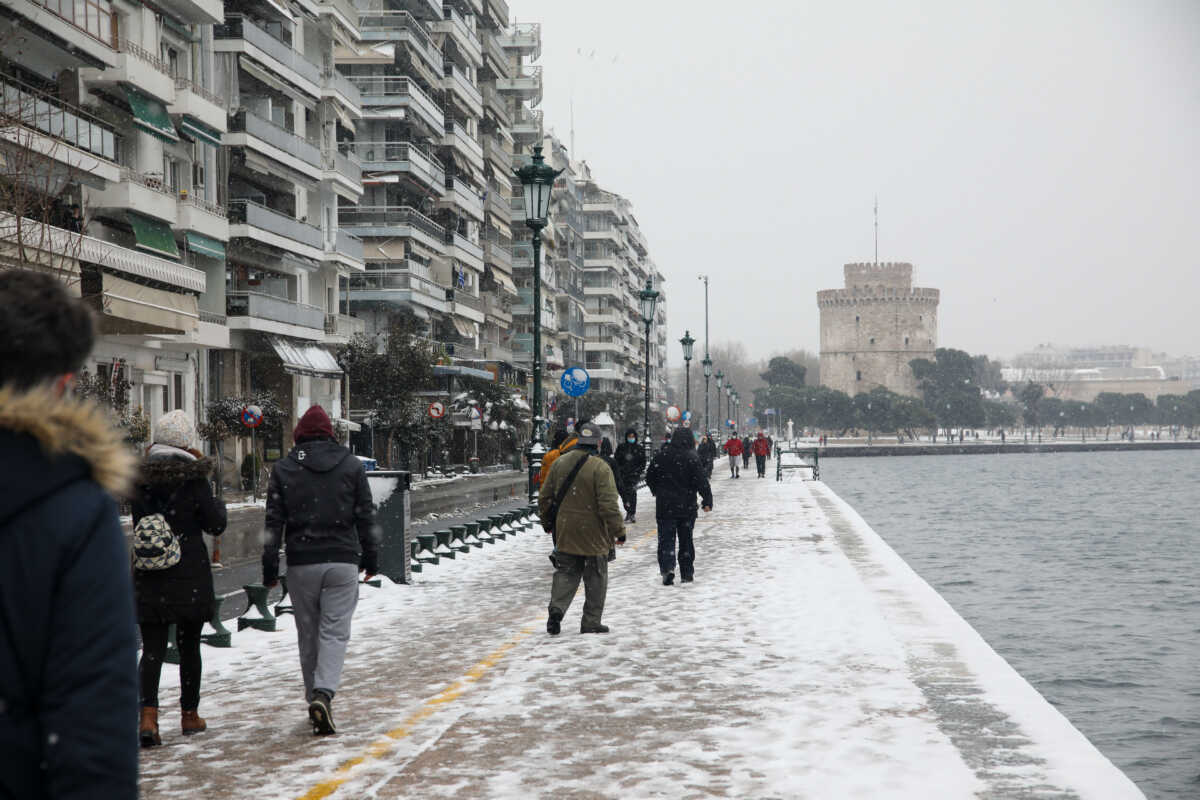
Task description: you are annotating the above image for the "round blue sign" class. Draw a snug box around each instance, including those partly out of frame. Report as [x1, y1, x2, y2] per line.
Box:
[560, 366, 590, 398]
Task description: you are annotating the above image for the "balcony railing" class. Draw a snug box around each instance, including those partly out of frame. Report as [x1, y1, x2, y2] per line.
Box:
[174, 77, 226, 109]
[349, 266, 446, 300]
[179, 194, 226, 217]
[198, 309, 227, 325]
[443, 119, 484, 162]
[448, 289, 483, 312]
[228, 199, 323, 249]
[117, 37, 170, 75]
[338, 205, 446, 241]
[331, 228, 363, 261]
[321, 69, 362, 108]
[226, 291, 325, 329]
[322, 146, 361, 181]
[316, 0, 358, 27]
[0, 73, 117, 161]
[215, 17, 321, 86]
[119, 167, 175, 195]
[484, 239, 512, 268]
[341, 141, 445, 187]
[31, 0, 115, 47]
[439, 340, 484, 360]
[229, 110, 321, 167]
[445, 230, 484, 262]
[438, 5, 481, 57]
[357, 10, 434, 49]
[324, 313, 364, 337]
[443, 63, 482, 109]
[347, 75, 444, 130]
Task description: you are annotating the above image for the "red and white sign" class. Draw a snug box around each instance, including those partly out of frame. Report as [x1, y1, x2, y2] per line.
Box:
[428, 401, 446, 419]
[665, 405, 681, 423]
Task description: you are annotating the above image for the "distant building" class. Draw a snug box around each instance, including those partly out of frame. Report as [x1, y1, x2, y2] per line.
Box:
[1007, 344, 1197, 400]
[817, 262, 939, 398]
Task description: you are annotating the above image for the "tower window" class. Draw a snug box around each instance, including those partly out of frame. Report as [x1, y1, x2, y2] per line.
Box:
[856, 371, 862, 381]
[904, 337, 909, 345]
[855, 315, 860, 323]
[869, 337, 875, 344]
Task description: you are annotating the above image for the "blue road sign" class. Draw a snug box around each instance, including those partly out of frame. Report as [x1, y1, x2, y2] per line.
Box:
[560, 366, 590, 397]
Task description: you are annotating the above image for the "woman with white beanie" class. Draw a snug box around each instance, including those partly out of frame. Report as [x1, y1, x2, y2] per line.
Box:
[132, 410, 227, 746]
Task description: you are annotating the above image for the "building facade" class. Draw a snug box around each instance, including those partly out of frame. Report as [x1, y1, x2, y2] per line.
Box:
[817, 262, 939, 398]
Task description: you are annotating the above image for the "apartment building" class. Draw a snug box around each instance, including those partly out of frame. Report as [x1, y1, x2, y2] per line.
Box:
[1, 0, 229, 428]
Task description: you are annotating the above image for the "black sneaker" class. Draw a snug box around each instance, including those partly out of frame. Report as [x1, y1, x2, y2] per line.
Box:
[547, 607, 563, 636]
[681, 575, 694, 583]
[580, 624, 609, 634]
[662, 572, 674, 586]
[308, 690, 336, 736]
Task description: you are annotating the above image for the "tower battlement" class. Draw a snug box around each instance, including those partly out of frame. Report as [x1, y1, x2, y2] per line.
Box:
[816, 286, 940, 308]
[844, 262, 913, 290]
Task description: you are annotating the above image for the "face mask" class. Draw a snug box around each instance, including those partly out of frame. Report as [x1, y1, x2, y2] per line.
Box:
[627, 437, 635, 443]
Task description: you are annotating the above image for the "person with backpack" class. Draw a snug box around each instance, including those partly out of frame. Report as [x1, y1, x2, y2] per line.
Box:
[646, 428, 713, 585]
[0, 270, 139, 798]
[132, 410, 228, 746]
[263, 405, 379, 735]
[613, 427, 646, 523]
[741, 434, 752, 471]
[722, 432, 743, 478]
[539, 424, 626, 635]
[751, 431, 772, 478]
[697, 433, 717, 479]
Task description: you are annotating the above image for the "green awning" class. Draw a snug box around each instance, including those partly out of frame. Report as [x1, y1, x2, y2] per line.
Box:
[128, 212, 180, 259]
[184, 231, 225, 260]
[124, 86, 178, 142]
[179, 116, 222, 148]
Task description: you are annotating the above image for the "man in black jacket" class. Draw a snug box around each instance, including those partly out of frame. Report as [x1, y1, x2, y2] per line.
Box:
[0, 270, 138, 799]
[613, 427, 646, 523]
[645, 428, 714, 585]
[264, 405, 379, 735]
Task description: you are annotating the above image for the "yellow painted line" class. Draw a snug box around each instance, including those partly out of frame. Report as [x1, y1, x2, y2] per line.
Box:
[296, 625, 536, 800]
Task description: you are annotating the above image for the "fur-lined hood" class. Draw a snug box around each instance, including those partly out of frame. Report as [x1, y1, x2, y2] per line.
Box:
[138, 449, 214, 486]
[0, 384, 137, 498]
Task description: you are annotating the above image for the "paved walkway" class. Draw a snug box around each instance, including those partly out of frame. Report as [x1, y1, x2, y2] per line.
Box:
[138, 461, 1142, 799]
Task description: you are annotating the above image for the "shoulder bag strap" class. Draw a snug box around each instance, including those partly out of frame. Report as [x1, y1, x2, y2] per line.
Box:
[553, 452, 590, 510]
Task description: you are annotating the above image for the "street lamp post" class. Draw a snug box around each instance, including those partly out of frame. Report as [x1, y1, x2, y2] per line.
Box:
[702, 356, 712, 435]
[638, 278, 661, 461]
[514, 145, 562, 501]
[715, 371, 724, 432]
[680, 330, 695, 421]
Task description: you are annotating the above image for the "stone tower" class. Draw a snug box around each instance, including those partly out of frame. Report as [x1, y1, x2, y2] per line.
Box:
[817, 262, 939, 398]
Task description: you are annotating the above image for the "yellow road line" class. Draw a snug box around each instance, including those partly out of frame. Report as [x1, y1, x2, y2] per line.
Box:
[296, 625, 536, 800]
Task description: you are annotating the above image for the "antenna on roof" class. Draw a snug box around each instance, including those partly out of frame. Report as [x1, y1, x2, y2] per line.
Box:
[874, 195, 878, 266]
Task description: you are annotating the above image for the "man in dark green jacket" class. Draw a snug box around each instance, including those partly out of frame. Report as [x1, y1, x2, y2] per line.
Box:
[539, 424, 626, 635]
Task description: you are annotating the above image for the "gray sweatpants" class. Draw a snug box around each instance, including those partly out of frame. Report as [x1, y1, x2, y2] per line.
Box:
[549, 552, 608, 629]
[287, 562, 359, 701]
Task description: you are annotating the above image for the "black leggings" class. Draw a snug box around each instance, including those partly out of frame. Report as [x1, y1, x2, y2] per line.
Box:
[139, 621, 203, 710]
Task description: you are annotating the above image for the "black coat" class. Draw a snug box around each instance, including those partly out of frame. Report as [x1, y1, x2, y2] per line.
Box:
[614, 429, 646, 483]
[263, 439, 378, 584]
[132, 448, 227, 624]
[645, 442, 714, 519]
[0, 386, 138, 799]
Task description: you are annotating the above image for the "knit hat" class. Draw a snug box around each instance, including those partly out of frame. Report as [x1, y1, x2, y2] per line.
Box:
[294, 405, 334, 442]
[153, 409, 195, 450]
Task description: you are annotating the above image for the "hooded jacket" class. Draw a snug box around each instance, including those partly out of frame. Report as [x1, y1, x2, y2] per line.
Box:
[697, 436, 717, 462]
[722, 436, 744, 457]
[0, 385, 138, 800]
[537, 446, 626, 556]
[131, 445, 227, 624]
[537, 434, 578, 486]
[646, 428, 714, 518]
[613, 427, 646, 483]
[263, 438, 378, 584]
[752, 435, 772, 457]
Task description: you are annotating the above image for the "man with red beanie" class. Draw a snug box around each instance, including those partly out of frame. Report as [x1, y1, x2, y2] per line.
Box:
[263, 405, 378, 735]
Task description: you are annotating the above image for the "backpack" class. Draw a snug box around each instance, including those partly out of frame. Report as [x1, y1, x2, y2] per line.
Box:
[131, 489, 182, 571]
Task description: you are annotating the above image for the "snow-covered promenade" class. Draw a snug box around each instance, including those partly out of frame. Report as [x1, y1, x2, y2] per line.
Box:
[138, 467, 1144, 799]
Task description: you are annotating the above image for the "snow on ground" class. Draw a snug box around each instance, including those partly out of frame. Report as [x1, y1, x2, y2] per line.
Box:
[139, 462, 1141, 799]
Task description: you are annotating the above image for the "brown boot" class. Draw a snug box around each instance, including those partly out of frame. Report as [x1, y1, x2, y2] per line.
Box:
[139, 707, 161, 748]
[181, 709, 207, 735]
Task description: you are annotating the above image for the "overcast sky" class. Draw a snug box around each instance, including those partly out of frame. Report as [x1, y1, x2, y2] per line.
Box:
[511, 0, 1200, 364]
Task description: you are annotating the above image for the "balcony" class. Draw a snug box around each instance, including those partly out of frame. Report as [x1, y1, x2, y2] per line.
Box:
[510, 108, 542, 142]
[0, 73, 120, 183]
[480, 86, 511, 126]
[484, 239, 512, 270]
[482, 133, 511, 172]
[442, 119, 484, 172]
[484, 342, 514, 364]
[214, 17, 322, 95]
[175, 195, 229, 242]
[324, 227, 364, 268]
[322, 146, 363, 198]
[324, 312, 365, 342]
[445, 229, 484, 269]
[442, 63, 482, 117]
[439, 176, 484, 221]
[228, 199, 324, 255]
[348, 76, 445, 136]
[227, 109, 322, 179]
[498, 23, 541, 59]
[338, 205, 446, 252]
[342, 140, 444, 192]
[440, 340, 484, 361]
[15, 0, 118, 68]
[169, 78, 227, 136]
[431, 6, 481, 65]
[321, 69, 362, 117]
[91, 168, 178, 225]
[496, 67, 542, 105]
[315, 0, 358, 33]
[226, 291, 325, 335]
[447, 288, 485, 323]
[348, 264, 449, 312]
[81, 37, 175, 103]
[355, 11, 443, 74]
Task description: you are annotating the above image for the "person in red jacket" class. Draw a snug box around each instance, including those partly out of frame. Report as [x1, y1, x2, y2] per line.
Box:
[722, 432, 743, 478]
[751, 431, 772, 478]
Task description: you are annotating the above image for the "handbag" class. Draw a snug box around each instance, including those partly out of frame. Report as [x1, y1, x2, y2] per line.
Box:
[131, 488, 182, 571]
[542, 452, 590, 536]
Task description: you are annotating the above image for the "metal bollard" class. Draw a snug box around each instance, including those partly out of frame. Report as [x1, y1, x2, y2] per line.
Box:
[415, 533, 439, 566]
[274, 575, 294, 617]
[449, 525, 470, 553]
[434, 530, 455, 560]
[237, 583, 278, 632]
[201, 594, 233, 648]
[464, 520, 486, 546]
[409, 540, 423, 573]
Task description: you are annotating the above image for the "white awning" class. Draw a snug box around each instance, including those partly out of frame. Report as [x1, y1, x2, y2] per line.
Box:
[491, 269, 518, 296]
[362, 107, 408, 120]
[268, 335, 342, 378]
[451, 317, 475, 338]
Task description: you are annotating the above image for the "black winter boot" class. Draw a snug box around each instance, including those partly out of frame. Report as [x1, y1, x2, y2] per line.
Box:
[662, 572, 674, 586]
[309, 689, 336, 735]
[547, 607, 563, 636]
[580, 623, 609, 634]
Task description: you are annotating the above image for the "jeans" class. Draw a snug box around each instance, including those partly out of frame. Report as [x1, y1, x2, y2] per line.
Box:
[549, 552, 608, 628]
[140, 621, 203, 710]
[755, 454, 767, 476]
[618, 481, 638, 517]
[657, 516, 696, 579]
[288, 562, 360, 700]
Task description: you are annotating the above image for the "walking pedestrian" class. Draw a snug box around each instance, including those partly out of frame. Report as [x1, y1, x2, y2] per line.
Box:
[752, 431, 771, 478]
[133, 410, 228, 746]
[0, 269, 138, 797]
[613, 427, 646, 523]
[537, 423, 583, 485]
[697, 433, 717, 479]
[646, 428, 713, 585]
[540, 424, 626, 635]
[722, 432, 743, 478]
[741, 434, 752, 471]
[263, 405, 380, 735]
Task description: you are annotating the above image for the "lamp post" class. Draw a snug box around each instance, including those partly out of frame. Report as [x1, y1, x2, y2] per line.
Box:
[702, 356, 712, 435]
[715, 370, 724, 432]
[638, 278, 660, 460]
[514, 145, 562, 501]
[679, 330, 695, 421]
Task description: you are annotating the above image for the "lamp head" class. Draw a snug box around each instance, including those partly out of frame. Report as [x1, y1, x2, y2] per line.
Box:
[513, 145, 562, 228]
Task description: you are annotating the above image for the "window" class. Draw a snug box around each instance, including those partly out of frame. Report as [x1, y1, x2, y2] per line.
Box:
[904, 337, 909, 346]
[869, 337, 875, 344]
[855, 315, 860, 323]
[161, 383, 169, 413]
[173, 373, 183, 410]
[856, 371, 862, 381]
